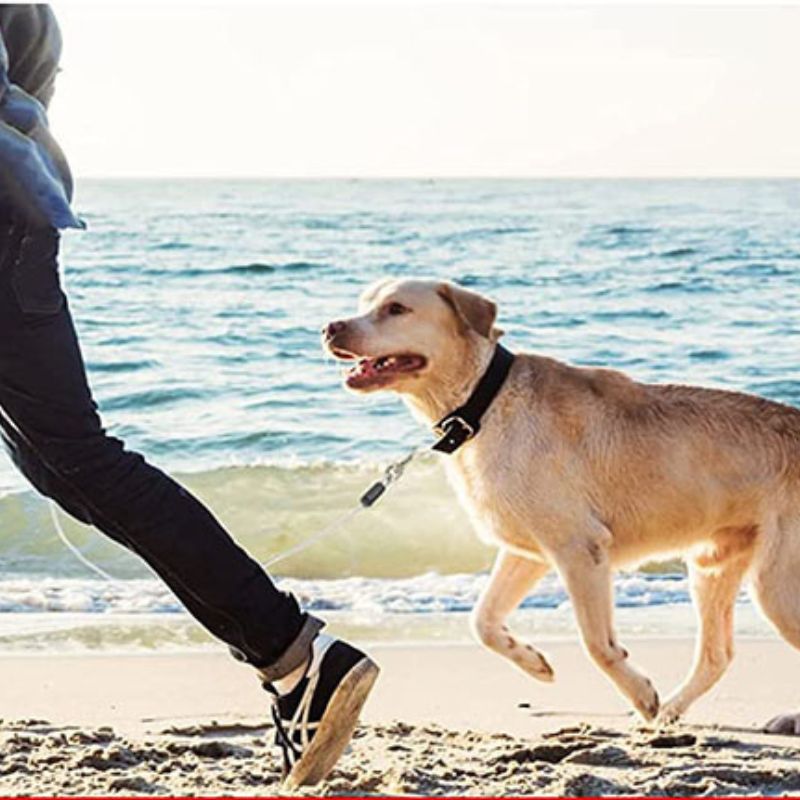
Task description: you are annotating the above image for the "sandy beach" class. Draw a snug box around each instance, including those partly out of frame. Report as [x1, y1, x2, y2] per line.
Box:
[2, 637, 800, 795]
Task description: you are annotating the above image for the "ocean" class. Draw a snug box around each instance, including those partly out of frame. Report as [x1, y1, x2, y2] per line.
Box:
[2, 178, 799, 653]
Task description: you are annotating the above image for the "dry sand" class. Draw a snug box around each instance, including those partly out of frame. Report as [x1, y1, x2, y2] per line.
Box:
[2, 638, 800, 796]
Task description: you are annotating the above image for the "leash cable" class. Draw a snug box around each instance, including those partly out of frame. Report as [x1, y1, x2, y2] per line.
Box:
[48, 446, 425, 582]
[48, 500, 117, 582]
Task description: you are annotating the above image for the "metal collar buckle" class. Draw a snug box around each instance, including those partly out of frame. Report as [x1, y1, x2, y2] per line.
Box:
[435, 415, 475, 441]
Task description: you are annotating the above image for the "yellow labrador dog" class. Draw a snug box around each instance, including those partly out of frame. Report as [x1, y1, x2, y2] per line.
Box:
[323, 277, 800, 731]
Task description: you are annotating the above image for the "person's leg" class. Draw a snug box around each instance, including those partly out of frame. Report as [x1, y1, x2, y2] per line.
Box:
[0, 220, 380, 787]
[0, 221, 321, 678]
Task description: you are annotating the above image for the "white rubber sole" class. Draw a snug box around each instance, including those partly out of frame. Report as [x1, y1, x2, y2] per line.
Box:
[283, 656, 380, 788]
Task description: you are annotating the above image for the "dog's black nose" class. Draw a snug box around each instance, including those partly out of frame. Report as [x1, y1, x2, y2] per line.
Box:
[324, 320, 347, 338]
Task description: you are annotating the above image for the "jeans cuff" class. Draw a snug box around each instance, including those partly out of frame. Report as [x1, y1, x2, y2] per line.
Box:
[256, 614, 326, 682]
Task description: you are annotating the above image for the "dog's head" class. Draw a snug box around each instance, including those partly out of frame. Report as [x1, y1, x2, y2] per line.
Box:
[322, 278, 501, 396]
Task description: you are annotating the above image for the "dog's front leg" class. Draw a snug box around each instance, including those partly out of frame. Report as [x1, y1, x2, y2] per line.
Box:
[553, 535, 660, 720]
[471, 549, 555, 682]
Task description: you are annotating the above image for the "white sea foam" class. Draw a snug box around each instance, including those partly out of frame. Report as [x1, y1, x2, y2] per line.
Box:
[0, 570, 704, 616]
[0, 570, 776, 655]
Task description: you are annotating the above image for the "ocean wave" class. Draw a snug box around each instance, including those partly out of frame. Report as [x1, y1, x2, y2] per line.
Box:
[434, 226, 537, 245]
[605, 225, 657, 236]
[659, 246, 699, 259]
[215, 262, 278, 275]
[593, 308, 670, 322]
[688, 349, 731, 361]
[102, 386, 211, 411]
[148, 240, 195, 251]
[85, 358, 159, 374]
[136, 261, 331, 278]
[0, 459, 493, 580]
[644, 279, 714, 294]
[0, 457, 688, 586]
[723, 262, 790, 278]
[0, 571, 697, 616]
[227, 261, 325, 274]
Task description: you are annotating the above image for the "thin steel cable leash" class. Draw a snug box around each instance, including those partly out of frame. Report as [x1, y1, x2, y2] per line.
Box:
[47, 446, 425, 581]
[48, 500, 117, 582]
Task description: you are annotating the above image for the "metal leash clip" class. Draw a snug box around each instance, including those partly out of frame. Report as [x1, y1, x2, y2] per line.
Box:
[359, 449, 419, 508]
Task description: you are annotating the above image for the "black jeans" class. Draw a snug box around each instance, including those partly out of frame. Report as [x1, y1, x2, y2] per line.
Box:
[0, 221, 322, 679]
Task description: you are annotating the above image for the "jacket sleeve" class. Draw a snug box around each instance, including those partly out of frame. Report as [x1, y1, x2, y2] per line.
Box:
[0, 5, 82, 230]
[0, 4, 62, 108]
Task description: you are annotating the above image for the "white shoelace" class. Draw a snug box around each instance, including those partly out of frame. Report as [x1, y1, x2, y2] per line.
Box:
[273, 634, 336, 766]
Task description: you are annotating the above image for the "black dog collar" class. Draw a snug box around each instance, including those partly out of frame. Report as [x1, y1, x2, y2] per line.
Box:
[432, 344, 515, 455]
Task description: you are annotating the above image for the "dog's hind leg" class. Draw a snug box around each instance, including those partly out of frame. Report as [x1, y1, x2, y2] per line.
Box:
[471, 549, 555, 682]
[750, 515, 800, 735]
[659, 537, 753, 724]
[553, 534, 660, 720]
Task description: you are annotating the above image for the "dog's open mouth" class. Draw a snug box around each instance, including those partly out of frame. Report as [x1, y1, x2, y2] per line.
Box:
[332, 349, 427, 389]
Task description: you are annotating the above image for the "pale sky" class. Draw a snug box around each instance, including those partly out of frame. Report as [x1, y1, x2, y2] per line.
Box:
[50, 2, 800, 178]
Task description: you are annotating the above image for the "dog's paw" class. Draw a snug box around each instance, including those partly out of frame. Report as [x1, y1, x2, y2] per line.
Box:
[657, 698, 685, 726]
[516, 645, 556, 683]
[764, 713, 800, 735]
[633, 677, 660, 721]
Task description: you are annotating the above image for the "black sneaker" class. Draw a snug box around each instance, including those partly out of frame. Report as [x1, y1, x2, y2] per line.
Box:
[265, 636, 379, 787]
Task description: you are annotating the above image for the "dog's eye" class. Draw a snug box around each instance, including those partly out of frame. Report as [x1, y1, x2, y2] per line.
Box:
[385, 302, 410, 316]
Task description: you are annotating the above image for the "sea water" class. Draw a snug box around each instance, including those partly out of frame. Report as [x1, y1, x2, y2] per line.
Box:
[2, 178, 799, 652]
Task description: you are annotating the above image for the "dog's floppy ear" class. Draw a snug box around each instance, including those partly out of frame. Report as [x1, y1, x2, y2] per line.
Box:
[437, 282, 500, 340]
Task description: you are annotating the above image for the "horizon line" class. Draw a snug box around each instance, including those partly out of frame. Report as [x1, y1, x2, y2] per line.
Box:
[74, 174, 800, 181]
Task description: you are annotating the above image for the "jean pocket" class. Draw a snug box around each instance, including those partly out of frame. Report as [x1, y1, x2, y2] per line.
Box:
[11, 228, 65, 316]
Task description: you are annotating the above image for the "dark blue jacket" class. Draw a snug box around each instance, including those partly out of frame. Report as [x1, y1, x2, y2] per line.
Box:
[0, 4, 82, 228]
